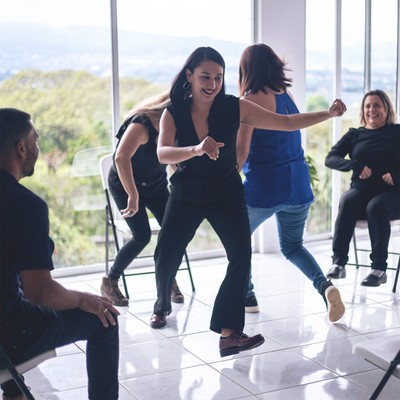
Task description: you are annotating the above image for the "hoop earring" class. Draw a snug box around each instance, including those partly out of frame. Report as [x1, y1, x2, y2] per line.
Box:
[183, 81, 191, 90]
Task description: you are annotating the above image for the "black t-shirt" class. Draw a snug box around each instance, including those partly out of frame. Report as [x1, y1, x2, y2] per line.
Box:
[0, 170, 54, 328]
[325, 124, 400, 192]
[111, 113, 167, 188]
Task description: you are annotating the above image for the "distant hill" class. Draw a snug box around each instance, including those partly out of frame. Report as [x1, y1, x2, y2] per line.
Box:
[0, 22, 396, 96]
[0, 22, 247, 93]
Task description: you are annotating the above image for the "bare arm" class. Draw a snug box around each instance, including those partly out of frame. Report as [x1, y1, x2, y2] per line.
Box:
[239, 98, 346, 131]
[114, 123, 148, 217]
[237, 91, 276, 171]
[21, 269, 119, 327]
[236, 123, 253, 171]
[157, 109, 224, 164]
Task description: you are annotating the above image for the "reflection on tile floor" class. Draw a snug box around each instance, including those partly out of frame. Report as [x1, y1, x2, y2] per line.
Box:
[23, 238, 400, 399]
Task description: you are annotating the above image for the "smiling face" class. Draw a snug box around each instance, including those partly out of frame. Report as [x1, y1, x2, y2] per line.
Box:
[363, 94, 388, 129]
[186, 60, 224, 105]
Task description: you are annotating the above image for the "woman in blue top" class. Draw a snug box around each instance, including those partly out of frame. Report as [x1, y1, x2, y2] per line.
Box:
[237, 44, 345, 323]
[100, 92, 184, 306]
[325, 90, 400, 287]
[151, 46, 346, 356]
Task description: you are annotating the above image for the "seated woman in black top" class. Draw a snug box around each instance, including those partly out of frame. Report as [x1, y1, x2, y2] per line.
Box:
[325, 89, 400, 287]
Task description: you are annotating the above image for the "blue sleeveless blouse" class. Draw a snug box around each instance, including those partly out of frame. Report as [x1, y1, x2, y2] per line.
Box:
[242, 92, 314, 208]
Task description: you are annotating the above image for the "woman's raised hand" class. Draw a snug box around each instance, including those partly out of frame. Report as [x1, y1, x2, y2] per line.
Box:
[329, 99, 347, 117]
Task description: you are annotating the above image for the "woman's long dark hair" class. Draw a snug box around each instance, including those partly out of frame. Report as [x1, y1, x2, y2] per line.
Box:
[170, 47, 226, 109]
[239, 43, 292, 97]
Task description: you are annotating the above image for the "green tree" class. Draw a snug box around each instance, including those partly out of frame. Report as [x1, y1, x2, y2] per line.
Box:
[0, 69, 166, 267]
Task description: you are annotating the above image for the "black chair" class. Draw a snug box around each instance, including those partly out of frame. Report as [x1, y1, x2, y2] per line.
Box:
[99, 154, 195, 299]
[347, 219, 400, 293]
[0, 346, 56, 400]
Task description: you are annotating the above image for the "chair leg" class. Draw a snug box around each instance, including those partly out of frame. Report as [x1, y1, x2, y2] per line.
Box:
[121, 272, 129, 299]
[0, 347, 35, 400]
[184, 250, 195, 293]
[392, 257, 400, 293]
[352, 233, 360, 269]
[105, 208, 110, 275]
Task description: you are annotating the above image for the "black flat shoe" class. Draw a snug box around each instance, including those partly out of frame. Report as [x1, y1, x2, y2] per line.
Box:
[360, 272, 387, 287]
[326, 264, 346, 279]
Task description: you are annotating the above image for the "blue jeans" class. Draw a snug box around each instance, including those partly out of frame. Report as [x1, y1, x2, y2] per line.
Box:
[1, 300, 119, 400]
[247, 203, 326, 297]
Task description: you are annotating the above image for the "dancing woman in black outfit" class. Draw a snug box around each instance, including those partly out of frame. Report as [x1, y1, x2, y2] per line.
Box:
[150, 47, 346, 357]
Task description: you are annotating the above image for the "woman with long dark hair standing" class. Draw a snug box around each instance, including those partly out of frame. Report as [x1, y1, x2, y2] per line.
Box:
[150, 47, 346, 357]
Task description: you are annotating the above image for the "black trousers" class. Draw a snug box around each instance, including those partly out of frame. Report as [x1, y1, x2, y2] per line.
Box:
[108, 169, 169, 280]
[153, 172, 251, 334]
[1, 301, 119, 399]
[332, 188, 400, 270]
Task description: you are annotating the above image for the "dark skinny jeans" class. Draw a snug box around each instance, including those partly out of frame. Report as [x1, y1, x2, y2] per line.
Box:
[333, 188, 400, 270]
[153, 172, 251, 334]
[1, 300, 119, 399]
[108, 169, 169, 280]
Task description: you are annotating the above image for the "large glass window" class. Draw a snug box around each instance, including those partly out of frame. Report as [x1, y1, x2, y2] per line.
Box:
[0, 0, 112, 268]
[1, 0, 251, 269]
[305, 0, 399, 236]
[371, 0, 397, 105]
[305, 0, 335, 234]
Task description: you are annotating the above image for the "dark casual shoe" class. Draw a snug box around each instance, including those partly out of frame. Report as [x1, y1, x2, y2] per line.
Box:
[171, 279, 184, 303]
[245, 295, 260, 313]
[326, 264, 346, 279]
[2, 395, 27, 400]
[219, 332, 265, 357]
[361, 271, 387, 287]
[321, 281, 345, 322]
[100, 276, 129, 306]
[150, 309, 171, 329]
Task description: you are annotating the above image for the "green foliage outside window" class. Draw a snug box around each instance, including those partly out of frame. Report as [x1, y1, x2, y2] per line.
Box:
[0, 69, 222, 268]
[1, 70, 352, 266]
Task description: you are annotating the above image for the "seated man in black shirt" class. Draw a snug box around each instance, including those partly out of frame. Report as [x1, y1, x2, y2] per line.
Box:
[0, 108, 120, 400]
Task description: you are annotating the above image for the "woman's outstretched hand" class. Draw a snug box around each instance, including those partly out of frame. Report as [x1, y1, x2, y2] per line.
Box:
[329, 99, 347, 117]
[194, 136, 225, 160]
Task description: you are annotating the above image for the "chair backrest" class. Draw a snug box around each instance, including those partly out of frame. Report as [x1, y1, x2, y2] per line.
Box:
[99, 154, 113, 191]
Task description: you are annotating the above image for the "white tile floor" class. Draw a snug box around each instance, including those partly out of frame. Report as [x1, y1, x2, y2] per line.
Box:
[23, 238, 400, 400]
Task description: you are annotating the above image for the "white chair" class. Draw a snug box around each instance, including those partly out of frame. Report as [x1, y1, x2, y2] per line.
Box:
[353, 336, 400, 400]
[99, 154, 195, 299]
[0, 346, 56, 400]
[347, 219, 400, 293]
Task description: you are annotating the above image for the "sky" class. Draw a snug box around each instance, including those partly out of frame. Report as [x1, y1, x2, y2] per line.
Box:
[1, 0, 252, 43]
[1, 0, 397, 49]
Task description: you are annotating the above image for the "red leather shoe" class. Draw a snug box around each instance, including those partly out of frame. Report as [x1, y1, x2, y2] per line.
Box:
[219, 332, 265, 357]
[150, 310, 171, 329]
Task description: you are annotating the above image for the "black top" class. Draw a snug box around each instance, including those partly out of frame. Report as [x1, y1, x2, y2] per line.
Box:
[169, 95, 240, 180]
[325, 124, 400, 192]
[0, 170, 55, 328]
[111, 114, 167, 188]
